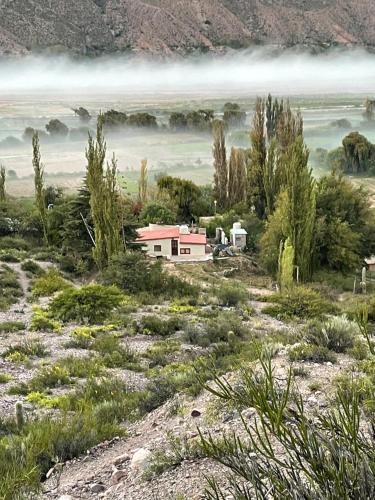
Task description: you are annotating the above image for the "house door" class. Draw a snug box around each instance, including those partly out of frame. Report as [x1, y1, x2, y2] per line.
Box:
[171, 239, 178, 256]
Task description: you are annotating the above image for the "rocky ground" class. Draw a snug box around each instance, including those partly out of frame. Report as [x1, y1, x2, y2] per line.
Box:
[0, 258, 358, 500]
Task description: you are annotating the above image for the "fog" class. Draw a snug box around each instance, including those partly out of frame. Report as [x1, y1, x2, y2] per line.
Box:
[1, 48, 375, 195]
[0, 48, 375, 95]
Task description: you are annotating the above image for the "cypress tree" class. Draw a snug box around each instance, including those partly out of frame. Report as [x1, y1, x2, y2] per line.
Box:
[213, 120, 228, 210]
[32, 132, 48, 244]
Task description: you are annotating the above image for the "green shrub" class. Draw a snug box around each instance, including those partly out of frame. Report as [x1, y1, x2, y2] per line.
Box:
[0, 236, 29, 251]
[49, 284, 124, 324]
[263, 287, 335, 320]
[144, 340, 181, 367]
[0, 373, 12, 384]
[91, 335, 141, 370]
[216, 282, 247, 307]
[32, 268, 72, 297]
[2, 340, 48, 360]
[348, 337, 369, 361]
[0, 320, 25, 333]
[21, 260, 45, 277]
[29, 306, 62, 332]
[102, 252, 199, 299]
[10, 365, 71, 395]
[304, 315, 357, 353]
[0, 265, 23, 311]
[138, 315, 182, 336]
[0, 254, 20, 263]
[57, 355, 104, 378]
[288, 343, 337, 363]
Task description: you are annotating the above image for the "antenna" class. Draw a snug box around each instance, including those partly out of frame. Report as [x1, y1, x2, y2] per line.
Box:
[80, 212, 96, 247]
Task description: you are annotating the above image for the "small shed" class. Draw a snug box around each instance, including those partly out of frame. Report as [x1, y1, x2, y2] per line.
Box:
[365, 256, 375, 272]
[230, 222, 247, 250]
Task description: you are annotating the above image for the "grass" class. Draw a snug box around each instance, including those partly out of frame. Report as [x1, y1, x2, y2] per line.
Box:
[288, 343, 337, 363]
[2, 340, 48, 361]
[0, 264, 23, 311]
[0, 320, 25, 334]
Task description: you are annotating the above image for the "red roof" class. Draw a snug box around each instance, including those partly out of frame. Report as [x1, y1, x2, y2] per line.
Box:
[137, 227, 206, 245]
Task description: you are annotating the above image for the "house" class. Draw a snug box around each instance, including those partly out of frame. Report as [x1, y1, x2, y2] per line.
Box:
[230, 222, 247, 250]
[136, 224, 210, 261]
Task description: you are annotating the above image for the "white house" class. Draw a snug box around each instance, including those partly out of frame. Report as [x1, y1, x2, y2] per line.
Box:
[137, 224, 209, 261]
[230, 222, 247, 250]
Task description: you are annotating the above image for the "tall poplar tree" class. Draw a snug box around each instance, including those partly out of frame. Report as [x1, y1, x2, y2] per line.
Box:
[228, 147, 246, 207]
[279, 237, 295, 292]
[213, 120, 228, 210]
[32, 132, 48, 244]
[86, 117, 122, 270]
[248, 98, 267, 219]
[138, 159, 148, 204]
[0, 166, 5, 202]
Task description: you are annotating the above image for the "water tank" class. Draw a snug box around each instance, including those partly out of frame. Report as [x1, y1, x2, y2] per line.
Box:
[233, 222, 242, 231]
[179, 225, 190, 235]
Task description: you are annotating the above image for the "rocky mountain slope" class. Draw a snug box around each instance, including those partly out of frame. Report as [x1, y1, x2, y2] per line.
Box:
[0, 0, 374, 56]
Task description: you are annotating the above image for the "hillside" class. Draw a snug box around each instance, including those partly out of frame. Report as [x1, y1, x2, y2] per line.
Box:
[0, 0, 374, 56]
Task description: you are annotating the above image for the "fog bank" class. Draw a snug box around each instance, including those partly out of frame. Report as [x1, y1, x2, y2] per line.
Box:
[1, 48, 375, 96]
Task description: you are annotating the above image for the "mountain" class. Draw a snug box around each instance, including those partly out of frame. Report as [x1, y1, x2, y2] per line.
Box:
[0, 0, 374, 56]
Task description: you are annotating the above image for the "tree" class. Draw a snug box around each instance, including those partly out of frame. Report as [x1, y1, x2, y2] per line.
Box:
[213, 120, 228, 210]
[364, 98, 375, 122]
[227, 147, 246, 207]
[223, 103, 246, 128]
[138, 159, 148, 204]
[279, 237, 295, 291]
[45, 119, 69, 138]
[261, 138, 316, 281]
[32, 132, 48, 244]
[157, 175, 200, 222]
[86, 117, 122, 270]
[140, 202, 177, 225]
[342, 132, 375, 174]
[0, 166, 5, 202]
[248, 98, 267, 218]
[169, 112, 188, 131]
[73, 107, 91, 123]
[276, 102, 303, 152]
[266, 94, 284, 140]
[315, 171, 375, 271]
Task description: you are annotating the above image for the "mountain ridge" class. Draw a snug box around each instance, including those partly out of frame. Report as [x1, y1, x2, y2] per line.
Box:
[0, 0, 374, 56]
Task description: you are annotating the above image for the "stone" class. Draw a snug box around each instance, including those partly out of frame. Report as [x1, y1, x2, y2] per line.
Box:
[130, 448, 152, 471]
[113, 453, 131, 466]
[191, 409, 201, 418]
[111, 469, 127, 485]
[89, 483, 106, 494]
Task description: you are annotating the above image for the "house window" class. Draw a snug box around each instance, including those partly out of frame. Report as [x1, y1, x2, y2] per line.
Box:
[154, 245, 162, 252]
[180, 248, 191, 255]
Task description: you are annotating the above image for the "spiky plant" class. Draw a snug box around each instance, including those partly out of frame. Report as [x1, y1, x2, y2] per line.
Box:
[200, 356, 375, 499]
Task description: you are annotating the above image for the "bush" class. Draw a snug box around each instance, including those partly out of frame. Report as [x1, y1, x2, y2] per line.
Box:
[49, 285, 124, 324]
[102, 252, 199, 299]
[91, 335, 141, 370]
[200, 356, 375, 499]
[0, 254, 20, 263]
[137, 315, 182, 336]
[304, 315, 357, 353]
[216, 283, 247, 307]
[2, 341, 48, 361]
[288, 343, 337, 363]
[32, 268, 72, 297]
[29, 307, 62, 332]
[0, 265, 23, 311]
[0, 236, 29, 250]
[0, 320, 25, 333]
[21, 260, 45, 277]
[263, 287, 335, 320]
